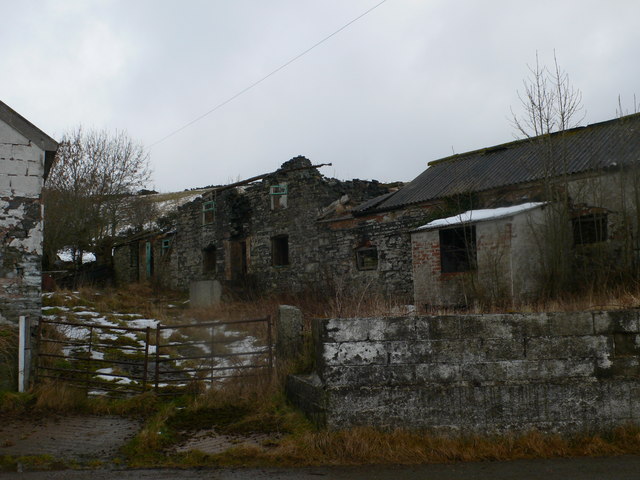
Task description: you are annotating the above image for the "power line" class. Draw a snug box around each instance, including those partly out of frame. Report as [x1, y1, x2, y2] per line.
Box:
[149, 0, 389, 148]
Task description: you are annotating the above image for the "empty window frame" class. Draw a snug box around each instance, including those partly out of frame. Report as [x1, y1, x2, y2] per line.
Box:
[202, 201, 216, 225]
[573, 213, 607, 245]
[271, 235, 289, 266]
[356, 247, 378, 270]
[439, 226, 477, 273]
[203, 245, 217, 274]
[161, 239, 171, 256]
[270, 184, 288, 210]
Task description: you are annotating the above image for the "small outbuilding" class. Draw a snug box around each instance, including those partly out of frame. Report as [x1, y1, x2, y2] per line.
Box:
[411, 202, 547, 308]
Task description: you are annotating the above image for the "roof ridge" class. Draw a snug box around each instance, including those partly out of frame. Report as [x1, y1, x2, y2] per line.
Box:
[428, 112, 640, 168]
[0, 100, 58, 152]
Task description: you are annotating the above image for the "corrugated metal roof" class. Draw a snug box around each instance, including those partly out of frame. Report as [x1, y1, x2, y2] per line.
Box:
[361, 113, 640, 213]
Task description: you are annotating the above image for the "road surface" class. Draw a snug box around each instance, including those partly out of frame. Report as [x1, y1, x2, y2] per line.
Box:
[5, 455, 640, 479]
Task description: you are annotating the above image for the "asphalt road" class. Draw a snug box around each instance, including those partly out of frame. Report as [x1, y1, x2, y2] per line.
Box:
[5, 456, 640, 479]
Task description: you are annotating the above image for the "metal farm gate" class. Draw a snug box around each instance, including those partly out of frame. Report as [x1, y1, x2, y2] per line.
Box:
[154, 317, 273, 394]
[35, 316, 273, 396]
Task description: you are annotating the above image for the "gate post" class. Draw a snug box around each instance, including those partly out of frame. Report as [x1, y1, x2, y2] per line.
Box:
[154, 326, 161, 392]
[267, 315, 273, 378]
[18, 316, 28, 392]
[142, 326, 150, 391]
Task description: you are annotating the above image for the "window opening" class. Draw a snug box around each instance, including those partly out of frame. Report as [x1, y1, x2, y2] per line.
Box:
[203, 245, 217, 274]
[271, 235, 289, 266]
[573, 213, 607, 245]
[203, 200, 215, 225]
[270, 184, 288, 210]
[439, 226, 476, 273]
[161, 239, 171, 256]
[356, 247, 378, 270]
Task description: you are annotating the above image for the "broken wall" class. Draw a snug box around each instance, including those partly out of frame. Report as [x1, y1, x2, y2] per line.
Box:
[0, 122, 46, 324]
[166, 157, 390, 295]
[318, 207, 427, 300]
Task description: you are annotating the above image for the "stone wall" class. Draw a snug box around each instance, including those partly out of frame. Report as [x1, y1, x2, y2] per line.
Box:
[113, 232, 173, 287]
[165, 156, 390, 294]
[319, 205, 432, 300]
[287, 311, 640, 433]
[0, 122, 47, 324]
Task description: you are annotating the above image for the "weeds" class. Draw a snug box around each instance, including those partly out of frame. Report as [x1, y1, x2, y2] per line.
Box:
[23, 284, 640, 469]
[121, 416, 640, 468]
[0, 454, 68, 472]
[0, 326, 18, 390]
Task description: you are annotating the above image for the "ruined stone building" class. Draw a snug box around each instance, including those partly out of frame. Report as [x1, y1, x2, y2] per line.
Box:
[114, 114, 640, 306]
[113, 156, 391, 296]
[0, 101, 58, 324]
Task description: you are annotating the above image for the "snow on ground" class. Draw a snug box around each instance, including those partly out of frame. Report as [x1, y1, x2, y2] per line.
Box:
[43, 293, 270, 393]
[57, 249, 96, 264]
[72, 311, 102, 317]
[127, 319, 160, 328]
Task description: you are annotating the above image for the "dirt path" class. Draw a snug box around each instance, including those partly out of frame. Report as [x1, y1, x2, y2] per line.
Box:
[0, 414, 140, 461]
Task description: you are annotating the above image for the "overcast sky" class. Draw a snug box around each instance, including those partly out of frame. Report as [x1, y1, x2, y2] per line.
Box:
[2, 0, 639, 192]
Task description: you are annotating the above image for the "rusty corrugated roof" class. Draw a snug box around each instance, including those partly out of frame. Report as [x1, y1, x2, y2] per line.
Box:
[355, 113, 640, 214]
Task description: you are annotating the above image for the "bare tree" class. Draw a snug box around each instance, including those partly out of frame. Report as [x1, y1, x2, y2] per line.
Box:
[511, 51, 585, 138]
[43, 127, 151, 267]
[510, 52, 586, 299]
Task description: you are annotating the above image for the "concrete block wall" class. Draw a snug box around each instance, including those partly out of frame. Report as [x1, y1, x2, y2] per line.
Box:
[287, 310, 640, 433]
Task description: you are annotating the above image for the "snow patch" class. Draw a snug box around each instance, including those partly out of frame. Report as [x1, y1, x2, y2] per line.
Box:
[417, 202, 546, 230]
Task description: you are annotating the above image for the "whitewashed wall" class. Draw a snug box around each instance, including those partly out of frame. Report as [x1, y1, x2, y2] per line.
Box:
[0, 120, 46, 324]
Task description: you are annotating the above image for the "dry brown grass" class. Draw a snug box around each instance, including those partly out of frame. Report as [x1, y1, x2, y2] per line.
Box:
[187, 289, 409, 324]
[188, 282, 640, 323]
[45, 283, 187, 324]
[31, 381, 87, 411]
[0, 325, 17, 370]
[209, 425, 640, 467]
[420, 283, 640, 316]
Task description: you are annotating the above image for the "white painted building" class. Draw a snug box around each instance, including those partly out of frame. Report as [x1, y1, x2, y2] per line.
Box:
[0, 101, 57, 324]
[411, 203, 548, 307]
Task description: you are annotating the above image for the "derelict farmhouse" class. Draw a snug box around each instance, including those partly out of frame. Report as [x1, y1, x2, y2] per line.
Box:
[113, 113, 640, 308]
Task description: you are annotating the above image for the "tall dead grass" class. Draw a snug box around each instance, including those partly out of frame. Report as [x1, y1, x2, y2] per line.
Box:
[31, 381, 88, 411]
[0, 325, 17, 369]
[46, 283, 186, 323]
[189, 282, 640, 323]
[211, 425, 640, 467]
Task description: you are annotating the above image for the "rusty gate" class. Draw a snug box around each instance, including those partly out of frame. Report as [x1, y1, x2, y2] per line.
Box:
[35, 316, 273, 396]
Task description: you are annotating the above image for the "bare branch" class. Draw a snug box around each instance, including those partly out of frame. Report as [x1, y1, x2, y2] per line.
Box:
[43, 127, 152, 266]
[511, 51, 585, 138]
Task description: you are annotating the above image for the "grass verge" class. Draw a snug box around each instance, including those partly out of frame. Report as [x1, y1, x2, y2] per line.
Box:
[122, 417, 640, 468]
[120, 381, 640, 468]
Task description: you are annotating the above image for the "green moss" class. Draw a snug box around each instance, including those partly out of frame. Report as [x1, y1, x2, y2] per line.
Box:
[0, 391, 35, 414]
[0, 454, 68, 472]
[41, 306, 65, 315]
[167, 404, 251, 433]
